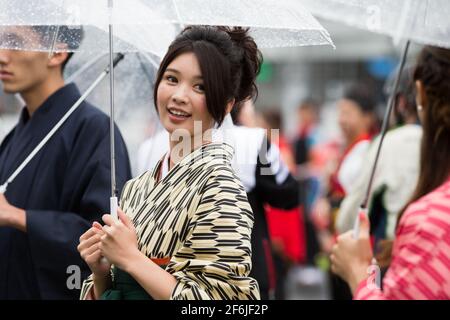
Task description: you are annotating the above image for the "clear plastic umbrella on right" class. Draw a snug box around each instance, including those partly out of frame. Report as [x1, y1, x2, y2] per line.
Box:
[300, 0, 450, 238]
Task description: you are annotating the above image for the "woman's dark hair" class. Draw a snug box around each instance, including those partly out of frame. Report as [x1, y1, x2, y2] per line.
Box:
[385, 65, 418, 125]
[343, 83, 377, 114]
[154, 25, 262, 126]
[397, 46, 450, 224]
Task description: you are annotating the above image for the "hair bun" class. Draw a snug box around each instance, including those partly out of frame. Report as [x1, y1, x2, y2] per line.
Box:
[217, 26, 262, 104]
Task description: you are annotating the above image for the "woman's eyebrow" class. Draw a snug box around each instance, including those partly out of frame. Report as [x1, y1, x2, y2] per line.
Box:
[165, 68, 203, 80]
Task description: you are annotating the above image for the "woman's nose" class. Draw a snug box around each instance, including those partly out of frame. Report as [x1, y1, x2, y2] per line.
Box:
[171, 86, 189, 104]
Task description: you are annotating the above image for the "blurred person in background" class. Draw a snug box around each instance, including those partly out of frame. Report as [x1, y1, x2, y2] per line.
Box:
[336, 66, 422, 271]
[331, 46, 450, 299]
[293, 99, 322, 168]
[258, 108, 307, 299]
[312, 83, 377, 299]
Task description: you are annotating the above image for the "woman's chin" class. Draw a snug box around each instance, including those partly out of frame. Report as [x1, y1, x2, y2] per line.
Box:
[162, 121, 192, 138]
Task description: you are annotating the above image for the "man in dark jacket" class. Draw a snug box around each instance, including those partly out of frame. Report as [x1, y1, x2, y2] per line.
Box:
[0, 25, 131, 299]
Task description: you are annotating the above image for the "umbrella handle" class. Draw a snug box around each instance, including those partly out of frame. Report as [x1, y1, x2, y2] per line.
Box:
[353, 207, 368, 239]
[100, 257, 110, 266]
[99, 196, 118, 267]
[110, 196, 118, 220]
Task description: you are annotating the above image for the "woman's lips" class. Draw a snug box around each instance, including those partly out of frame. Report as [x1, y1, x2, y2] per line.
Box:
[167, 107, 191, 122]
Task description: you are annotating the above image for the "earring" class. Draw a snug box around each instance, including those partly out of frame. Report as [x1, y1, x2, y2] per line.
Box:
[417, 105, 423, 112]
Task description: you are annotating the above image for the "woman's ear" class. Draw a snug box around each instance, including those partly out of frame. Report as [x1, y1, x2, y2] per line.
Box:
[225, 98, 235, 115]
[415, 80, 428, 109]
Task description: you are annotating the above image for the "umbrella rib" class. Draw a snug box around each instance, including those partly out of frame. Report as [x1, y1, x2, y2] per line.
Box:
[48, 25, 60, 58]
[172, 0, 185, 29]
[361, 40, 411, 211]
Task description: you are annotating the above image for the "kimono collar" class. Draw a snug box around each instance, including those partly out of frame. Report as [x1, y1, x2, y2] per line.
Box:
[19, 83, 81, 126]
[170, 142, 234, 171]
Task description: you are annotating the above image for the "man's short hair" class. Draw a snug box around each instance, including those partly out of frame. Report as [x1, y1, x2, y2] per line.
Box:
[31, 25, 84, 72]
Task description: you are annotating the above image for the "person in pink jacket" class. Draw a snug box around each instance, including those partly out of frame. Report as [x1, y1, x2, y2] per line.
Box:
[330, 45, 450, 300]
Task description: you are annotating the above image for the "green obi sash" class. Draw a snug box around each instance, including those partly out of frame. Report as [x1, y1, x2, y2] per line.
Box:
[101, 267, 152, 300]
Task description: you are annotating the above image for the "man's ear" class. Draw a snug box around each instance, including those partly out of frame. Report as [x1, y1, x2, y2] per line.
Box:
[47, 51, 69, 69]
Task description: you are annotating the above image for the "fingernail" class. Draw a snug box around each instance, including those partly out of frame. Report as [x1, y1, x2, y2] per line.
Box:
[359, 211, 366, 221]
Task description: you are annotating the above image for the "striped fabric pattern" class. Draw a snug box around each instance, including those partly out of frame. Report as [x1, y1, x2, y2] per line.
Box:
[355, 177, 450, 300]
[80, 143, 260, 300]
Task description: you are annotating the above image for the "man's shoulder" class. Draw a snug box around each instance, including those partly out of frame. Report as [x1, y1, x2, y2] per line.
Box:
[76, 101, 109, 123]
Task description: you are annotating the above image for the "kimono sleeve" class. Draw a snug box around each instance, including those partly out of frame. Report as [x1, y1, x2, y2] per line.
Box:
[166, 166, 260, 300]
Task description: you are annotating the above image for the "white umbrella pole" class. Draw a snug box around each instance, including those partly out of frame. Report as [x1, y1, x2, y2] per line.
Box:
[108, 0, 118, 221]
[0, 53, 125, 195]
[353, 40, 411, 239]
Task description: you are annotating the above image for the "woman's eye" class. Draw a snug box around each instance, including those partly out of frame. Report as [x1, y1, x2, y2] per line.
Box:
[165, 75, 177, 83]
[194, 84, 205, 92]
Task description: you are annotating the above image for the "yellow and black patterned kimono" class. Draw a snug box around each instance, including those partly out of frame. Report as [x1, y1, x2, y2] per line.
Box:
[80, 143, 260, 300]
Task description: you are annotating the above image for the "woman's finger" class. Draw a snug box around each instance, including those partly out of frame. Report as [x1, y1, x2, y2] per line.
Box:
[81, 242, 101, 259]
[102, 224, 113, 236]
[85, 249, 103, 264]
[79, 228, 98, 242]
[78, 235, 101, 253]
[102, 214, 118, 227]
[118, 209, 134, 229]
[93, 221, 103, 230]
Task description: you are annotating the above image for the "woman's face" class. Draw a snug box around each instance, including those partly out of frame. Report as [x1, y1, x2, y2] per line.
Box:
[338, 98, 369, 143]
[156, 52, 215, 139]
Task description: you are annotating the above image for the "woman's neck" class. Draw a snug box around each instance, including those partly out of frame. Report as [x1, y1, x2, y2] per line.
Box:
[168, 131, 213, 170]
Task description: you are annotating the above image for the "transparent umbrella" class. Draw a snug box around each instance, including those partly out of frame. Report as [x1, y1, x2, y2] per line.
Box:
[0, 0, 335, 217]
[301, 0, 450, 48]
[1, 0, 334, 52]
[300, 0, 450, 238]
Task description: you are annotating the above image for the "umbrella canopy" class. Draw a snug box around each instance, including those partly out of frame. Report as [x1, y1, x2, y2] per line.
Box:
[300, 0, 450, 48]
[0, 0, 334, 55]
[0, 0, 335, 209]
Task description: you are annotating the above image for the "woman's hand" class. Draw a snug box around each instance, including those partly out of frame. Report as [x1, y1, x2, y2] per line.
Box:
[330, 213, 373, 293]
[78, 222, 111, 278]
[100, 209, 142, 272]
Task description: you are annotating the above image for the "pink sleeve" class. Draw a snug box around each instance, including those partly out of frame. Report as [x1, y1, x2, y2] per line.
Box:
[354, 229, 450, 300]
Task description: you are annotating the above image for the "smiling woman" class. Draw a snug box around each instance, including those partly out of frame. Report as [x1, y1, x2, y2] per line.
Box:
[78, 25, 262, 300]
